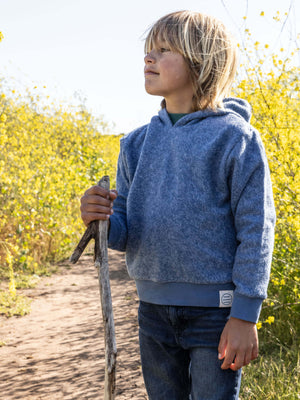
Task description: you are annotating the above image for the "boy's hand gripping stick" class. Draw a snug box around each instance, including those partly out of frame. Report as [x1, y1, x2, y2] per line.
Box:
[70, 176, 117, 400]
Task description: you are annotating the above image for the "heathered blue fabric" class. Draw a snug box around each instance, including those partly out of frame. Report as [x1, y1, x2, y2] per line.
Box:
[108, 97, 276, 323]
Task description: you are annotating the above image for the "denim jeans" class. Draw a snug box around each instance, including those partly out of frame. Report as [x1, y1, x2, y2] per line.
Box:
[138, 301, 242, 400]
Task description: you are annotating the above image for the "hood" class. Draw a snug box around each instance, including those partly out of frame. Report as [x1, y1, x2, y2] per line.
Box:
[223, 97, 252, 123]
[158, 97, 252, 126]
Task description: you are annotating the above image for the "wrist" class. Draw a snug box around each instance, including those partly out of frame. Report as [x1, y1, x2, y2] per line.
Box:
[229, 316, 256, 325]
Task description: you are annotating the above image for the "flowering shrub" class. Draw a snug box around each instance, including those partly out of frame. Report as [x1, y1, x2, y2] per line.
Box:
[234, 39, 299, 346]
[0, 86, 120, 286]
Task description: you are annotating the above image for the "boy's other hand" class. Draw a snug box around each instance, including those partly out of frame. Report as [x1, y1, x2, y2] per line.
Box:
[218, 317, 258, 371]
[80, 185, 118, 226]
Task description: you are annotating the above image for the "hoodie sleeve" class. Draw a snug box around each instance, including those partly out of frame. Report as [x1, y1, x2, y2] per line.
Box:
[226, 128, 276, 323]
[108, 140, 129, 252]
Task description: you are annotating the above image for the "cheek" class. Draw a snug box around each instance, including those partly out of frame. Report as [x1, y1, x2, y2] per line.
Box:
[161, 60, 181, 80]
[165, 59, 190, 83]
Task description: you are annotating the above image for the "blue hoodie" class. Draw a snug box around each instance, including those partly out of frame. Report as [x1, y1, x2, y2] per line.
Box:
[108, 98, 276, 323]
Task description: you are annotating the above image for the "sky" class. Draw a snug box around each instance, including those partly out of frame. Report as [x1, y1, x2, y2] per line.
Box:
[0, 0, 299, 134]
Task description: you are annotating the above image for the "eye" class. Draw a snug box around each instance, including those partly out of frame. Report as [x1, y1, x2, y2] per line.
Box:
[160, 47, 170, 53]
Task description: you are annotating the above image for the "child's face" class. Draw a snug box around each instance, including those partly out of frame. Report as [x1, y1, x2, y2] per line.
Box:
[144, 40, 194, 113]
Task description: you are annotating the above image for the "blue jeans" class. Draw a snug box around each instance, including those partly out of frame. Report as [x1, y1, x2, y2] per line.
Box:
[138, 301, 241, 400]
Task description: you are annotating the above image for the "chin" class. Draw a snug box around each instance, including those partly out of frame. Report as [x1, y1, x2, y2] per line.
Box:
[145, 86, 162, 97]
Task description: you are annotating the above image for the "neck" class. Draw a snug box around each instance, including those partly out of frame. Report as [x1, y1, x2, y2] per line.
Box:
[165, 98, 193, 114]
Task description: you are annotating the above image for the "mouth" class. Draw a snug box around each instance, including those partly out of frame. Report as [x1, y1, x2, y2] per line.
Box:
[144, 69, 159, 76]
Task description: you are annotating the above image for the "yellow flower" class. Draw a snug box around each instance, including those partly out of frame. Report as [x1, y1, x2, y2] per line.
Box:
[260, 11, 265, 16]
[256, 322, 262, 330]
[0, 114, 7, 122]
[9, 278, 16, 298]
[265, 316, 275, 325]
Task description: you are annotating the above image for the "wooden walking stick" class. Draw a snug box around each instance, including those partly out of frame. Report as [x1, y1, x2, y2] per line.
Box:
[70, 175, 117, 400]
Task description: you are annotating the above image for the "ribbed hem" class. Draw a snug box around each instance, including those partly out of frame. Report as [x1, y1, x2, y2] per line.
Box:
[135, 280, 236, 308]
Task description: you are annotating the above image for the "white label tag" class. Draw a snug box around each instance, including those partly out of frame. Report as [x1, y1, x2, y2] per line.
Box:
[219, 290, 234, 307]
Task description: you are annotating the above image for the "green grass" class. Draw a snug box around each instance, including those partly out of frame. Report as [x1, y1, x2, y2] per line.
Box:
[240, 300, 299, 399]
[240, 348, 299, 399]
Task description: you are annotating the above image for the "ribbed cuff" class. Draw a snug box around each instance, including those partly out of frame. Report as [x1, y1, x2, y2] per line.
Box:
[230, 292, 263, 323]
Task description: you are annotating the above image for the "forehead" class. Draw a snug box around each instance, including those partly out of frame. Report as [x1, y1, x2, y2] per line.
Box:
[145, 27, 177, 53]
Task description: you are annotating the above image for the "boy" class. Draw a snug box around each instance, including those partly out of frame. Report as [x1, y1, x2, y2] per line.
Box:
[80, 11, 276, 399]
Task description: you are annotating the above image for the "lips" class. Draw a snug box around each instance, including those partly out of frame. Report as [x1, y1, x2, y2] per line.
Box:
[144, 68, 159, 76]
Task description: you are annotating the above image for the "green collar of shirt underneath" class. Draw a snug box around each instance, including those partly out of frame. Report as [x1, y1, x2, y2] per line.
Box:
[168, 113, 188, 125]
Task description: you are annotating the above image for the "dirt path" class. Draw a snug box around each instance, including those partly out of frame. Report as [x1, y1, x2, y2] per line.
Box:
[0, 250, 147, 399]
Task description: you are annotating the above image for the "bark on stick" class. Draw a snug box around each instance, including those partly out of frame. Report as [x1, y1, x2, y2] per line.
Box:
[70, 176, 117, 399]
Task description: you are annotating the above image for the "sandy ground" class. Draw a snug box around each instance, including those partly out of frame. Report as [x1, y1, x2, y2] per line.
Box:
[0, 250, 148, 399]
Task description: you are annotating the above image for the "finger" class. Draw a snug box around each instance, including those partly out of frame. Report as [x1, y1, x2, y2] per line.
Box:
[230, 351, 244, 371]
[81, 212, 111, 226]
[251, 341, 259, 360]
[81, 194, 112, 207]
[84, 185, 111, 197]
[218, 333, 227, 361]
[250, 328, 259, 361]
[81, 203, 113, 214]
[81, 203, 114, 225]
[243, 346, 253, 366]
[221, 349, 236, 370]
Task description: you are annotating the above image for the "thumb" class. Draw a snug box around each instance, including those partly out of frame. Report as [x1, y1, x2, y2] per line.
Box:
[109, 190, 118, 199]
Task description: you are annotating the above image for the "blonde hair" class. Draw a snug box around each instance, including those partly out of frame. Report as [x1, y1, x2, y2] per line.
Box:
[144, 10, 238, 111]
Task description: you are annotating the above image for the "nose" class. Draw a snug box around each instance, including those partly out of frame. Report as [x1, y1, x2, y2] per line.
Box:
[144, 50, 156, 64]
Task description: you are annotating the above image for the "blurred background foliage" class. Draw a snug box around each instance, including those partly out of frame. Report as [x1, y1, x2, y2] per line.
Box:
[0, 85, 120, 315]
